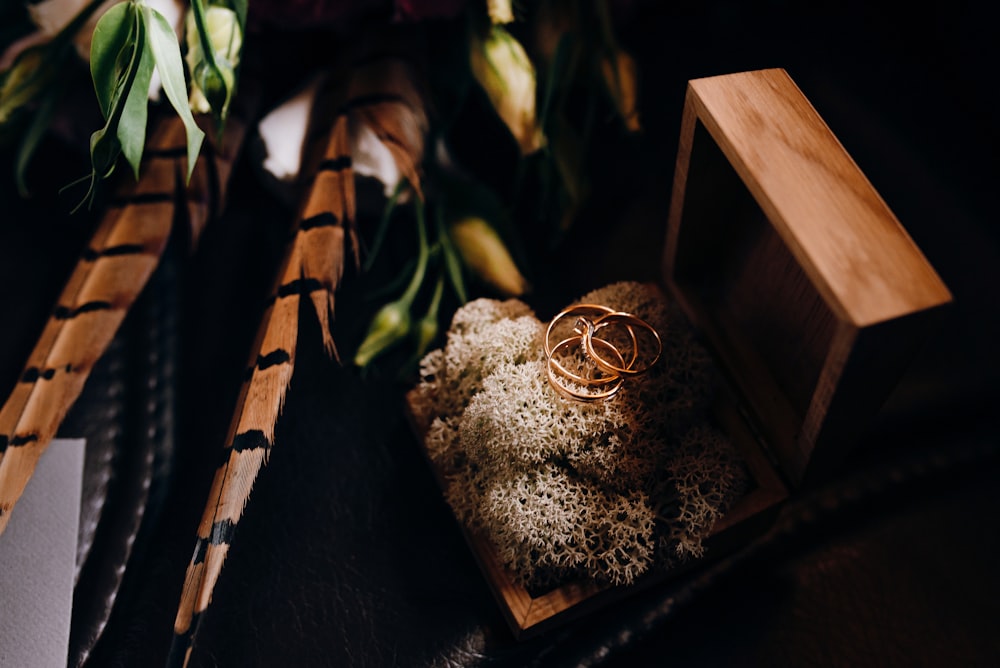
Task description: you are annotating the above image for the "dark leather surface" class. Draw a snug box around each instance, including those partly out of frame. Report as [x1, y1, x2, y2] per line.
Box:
[0, 164, 179, 666]
[60, 247, 179, 667]
[2, 2, 999, 667]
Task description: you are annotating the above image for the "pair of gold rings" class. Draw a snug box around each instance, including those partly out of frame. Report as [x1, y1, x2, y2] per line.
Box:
[544, 304, 662, 402]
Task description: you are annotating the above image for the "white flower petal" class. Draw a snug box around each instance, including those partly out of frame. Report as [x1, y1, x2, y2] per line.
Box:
[257, 76, 322, 182]
[350, 118, 401, 197]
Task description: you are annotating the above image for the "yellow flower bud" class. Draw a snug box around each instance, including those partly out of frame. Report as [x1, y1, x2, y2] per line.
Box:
[354, 299, 411, 368]
[487, 0, 514, 24]
[450, 217, 530, 298]
[469, 26, 544, 155]
[185, 6, 242, 116]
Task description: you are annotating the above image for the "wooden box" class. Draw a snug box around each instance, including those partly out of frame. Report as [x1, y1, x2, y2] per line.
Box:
[407, 68, 952, 639]
[665, 68, 952, 485]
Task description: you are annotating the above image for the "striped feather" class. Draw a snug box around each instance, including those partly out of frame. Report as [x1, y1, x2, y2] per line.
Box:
[346, 57, 428, 201]
[167, 119, 342, 665]
[298, 116, 352, 358]
[170, 243, 301, 666]
[0, 106, 252, 534]
[169, 52, 429, 666]
[0, 119, 180, 533]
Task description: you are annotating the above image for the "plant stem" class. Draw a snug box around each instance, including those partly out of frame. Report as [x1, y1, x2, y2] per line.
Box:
[188, 0, 220, 72]
[401, 196, 430, 306]
[427, 265, 445, 317]
[434, 201, 467, 303]
[363, 178, 407, 272]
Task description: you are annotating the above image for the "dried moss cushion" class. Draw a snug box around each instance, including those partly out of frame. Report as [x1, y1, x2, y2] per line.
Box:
[410, 282, 750, 590]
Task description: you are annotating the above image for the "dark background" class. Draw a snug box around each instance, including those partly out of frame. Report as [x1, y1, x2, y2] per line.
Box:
[2, 2, 999, 666]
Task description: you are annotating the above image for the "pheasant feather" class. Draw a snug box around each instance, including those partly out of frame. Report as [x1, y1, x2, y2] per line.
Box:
[170, 51, 429, 666]
[0, 108, 249, 533]
[298, 111, 353, 357]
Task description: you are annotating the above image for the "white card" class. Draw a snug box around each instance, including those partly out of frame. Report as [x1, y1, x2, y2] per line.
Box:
[0, 438, 85, 668]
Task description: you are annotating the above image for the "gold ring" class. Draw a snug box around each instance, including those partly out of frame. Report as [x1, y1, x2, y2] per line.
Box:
[544, 304, 616, 357]
[548, 334, 623, 388]
[578, 312, 662, 377]
[546, 335, 625, 402]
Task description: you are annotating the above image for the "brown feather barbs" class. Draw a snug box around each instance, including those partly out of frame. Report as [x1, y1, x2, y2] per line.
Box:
[169, 51, 429, 666]
[0, 108, 252, 534]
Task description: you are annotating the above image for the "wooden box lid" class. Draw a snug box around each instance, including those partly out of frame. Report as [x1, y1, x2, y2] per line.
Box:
[663, 68, 952, 485]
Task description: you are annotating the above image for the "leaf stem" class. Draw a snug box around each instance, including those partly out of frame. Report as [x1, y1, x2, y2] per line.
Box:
[427, 268, 445, 318]
[434, 201, 467, 303]
[188, 0, 220, 73]
[401, 196, 430, 306]
[363, 177, 407, 272]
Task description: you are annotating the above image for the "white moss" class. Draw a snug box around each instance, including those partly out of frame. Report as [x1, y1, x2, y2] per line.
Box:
[654, 424, 749, 563]
[478, 464, 656, 588]
[413, 282, 749, 589]
[421, 298, 545, 420]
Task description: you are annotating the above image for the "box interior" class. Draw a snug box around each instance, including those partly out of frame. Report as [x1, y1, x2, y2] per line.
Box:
[668, 119, 840, 483]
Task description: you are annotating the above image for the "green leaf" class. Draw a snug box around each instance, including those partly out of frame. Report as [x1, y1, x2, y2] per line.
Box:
[118, 36, 154, 178]
[78, 124, 122, 211]
[142, 4, 205, 180]
[90, 125, 121, 179]
[83, 2, 145, 208]
[90, 2, 135, 119]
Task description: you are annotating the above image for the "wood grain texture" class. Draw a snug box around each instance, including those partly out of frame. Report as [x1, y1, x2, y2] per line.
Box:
[664, 68, 953, 484]
[676, 68, 952, 326]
